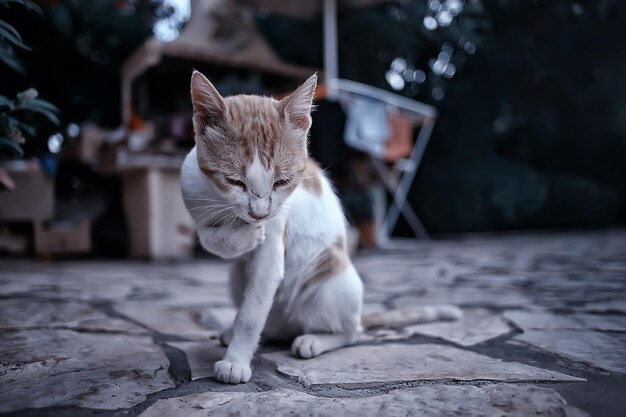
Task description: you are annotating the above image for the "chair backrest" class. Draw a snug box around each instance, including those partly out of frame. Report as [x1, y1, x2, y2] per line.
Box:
[329, 78, 438, 120]
[329, 78, 438, 162]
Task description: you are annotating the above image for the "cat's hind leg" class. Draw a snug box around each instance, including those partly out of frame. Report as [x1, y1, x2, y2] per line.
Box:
[291, 332, 354, 359]
[290, 263, 363, 358]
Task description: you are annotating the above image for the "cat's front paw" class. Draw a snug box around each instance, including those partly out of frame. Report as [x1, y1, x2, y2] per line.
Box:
[214, 359, 251, 384]
[228, 223, 265, 255]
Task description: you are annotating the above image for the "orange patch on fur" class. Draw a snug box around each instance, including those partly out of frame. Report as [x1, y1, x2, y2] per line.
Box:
[301, 159, 323, 196]
[195, 95, 308, 185]
[300, 236, 349, 294]
[190, 71, 316, 193]
[199, 167, 228, 192]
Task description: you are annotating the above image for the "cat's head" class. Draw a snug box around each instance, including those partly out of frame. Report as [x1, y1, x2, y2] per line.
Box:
[190, 70, 317, 224]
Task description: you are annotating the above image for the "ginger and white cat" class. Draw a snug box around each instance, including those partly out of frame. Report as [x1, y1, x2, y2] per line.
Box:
[181, 71, 360, 384]
[181, 71, 460, 384]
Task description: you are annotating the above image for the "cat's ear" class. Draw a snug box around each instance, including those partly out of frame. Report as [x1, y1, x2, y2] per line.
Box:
[190, 70, 225, 135]
[278, 74, 317, 132]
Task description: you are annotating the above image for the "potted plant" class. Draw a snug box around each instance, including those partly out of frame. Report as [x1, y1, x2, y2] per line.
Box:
[0, 0, 59, 161]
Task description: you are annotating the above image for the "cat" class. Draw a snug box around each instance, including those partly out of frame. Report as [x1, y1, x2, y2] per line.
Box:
[180, 70, 461, 384]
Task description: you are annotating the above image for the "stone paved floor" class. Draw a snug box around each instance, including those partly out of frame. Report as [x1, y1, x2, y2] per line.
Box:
[1, 231, 625, 416]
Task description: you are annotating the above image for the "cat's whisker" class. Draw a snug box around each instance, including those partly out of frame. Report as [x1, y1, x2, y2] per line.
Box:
[220, 210, 238, 227]
[204, 210, 228, 228]
[213, 212, 239, 238]
[191, 206, 212, 222]
[192, 206, 234, 232]
[202, 206, 235, 226]
[287, 210, 305, 242]
[187, 200, 231, 206]
[188, 203, 230, 211]
[286, 227, 301, 247]
[225, 213, 240, 231]
[186, 201, 229, 207]
[191, 211, 215, 232]
[320, 163, 334, 174]
[285, 218, 306, 245]
[212, 216, 227, 234]
[183, 197, 227, 202]
[188, 204, 231, 214]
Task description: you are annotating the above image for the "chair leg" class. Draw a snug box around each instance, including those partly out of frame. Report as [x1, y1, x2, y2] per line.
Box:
[371, 158, 429, 243]
[374, 118, 436, 242]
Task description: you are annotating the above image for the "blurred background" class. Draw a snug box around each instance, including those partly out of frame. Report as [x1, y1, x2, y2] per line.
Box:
[1, 0, 625, 260]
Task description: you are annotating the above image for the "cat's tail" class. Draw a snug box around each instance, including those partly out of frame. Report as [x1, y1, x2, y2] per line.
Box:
[361, 305, 463, 328]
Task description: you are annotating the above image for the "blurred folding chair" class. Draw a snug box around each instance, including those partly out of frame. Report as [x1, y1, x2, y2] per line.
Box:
[322, 0, 438, 245]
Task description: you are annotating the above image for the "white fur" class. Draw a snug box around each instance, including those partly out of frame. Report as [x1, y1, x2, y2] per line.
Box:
[181, 150, 363, 384]
[182, 72, 459, 385]
[181, 147, 463, 385]
[245, 153, 273, 219]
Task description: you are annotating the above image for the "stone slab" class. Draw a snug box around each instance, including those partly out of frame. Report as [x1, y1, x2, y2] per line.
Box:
[504, 310, 626, 333]
[114, 303, 218, 340]
[147, 283, 232, 307]
[393, 287, 532, 309]
[0, 272, 134, 301]
[0, 299, 146, 334]
[139, 385, 588, 417]
[583, 300, 626, 314]
[166, 340, 226, 380]
[513, 329, 626, 374]
[261, 343, 583, 387]
[406, 308, 511, 346]
[0, 329, 174, 412]
[0, 263, 230, 305]
[359, 327, 411, 342]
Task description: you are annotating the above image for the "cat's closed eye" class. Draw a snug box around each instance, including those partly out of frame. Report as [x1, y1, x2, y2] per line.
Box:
[273, 179, 290, 189]
[226, 178, 246, 189]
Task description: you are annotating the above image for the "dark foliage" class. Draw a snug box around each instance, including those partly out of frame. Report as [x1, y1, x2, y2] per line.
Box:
[259, 0, 626, 232]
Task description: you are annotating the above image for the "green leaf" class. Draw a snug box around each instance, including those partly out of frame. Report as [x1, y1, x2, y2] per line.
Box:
[0, 20, 31, 50]
[16, 121, 36, 137]
[6, 116, 19, 131]
[6, 116, 37, 137]
[0, 47, 25, 73]
[26, 98, 60, 113]
[0, 19, 19, 39]
[21, 0, 42, 14]
[6, 115, 36, 137]
[0, 1, 41, 14]
[14, 103, 61, 125]
[0, 137, 24, 157]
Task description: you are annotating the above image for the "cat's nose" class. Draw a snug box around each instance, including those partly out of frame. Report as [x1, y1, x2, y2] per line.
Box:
[248, 210, 268, 220]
